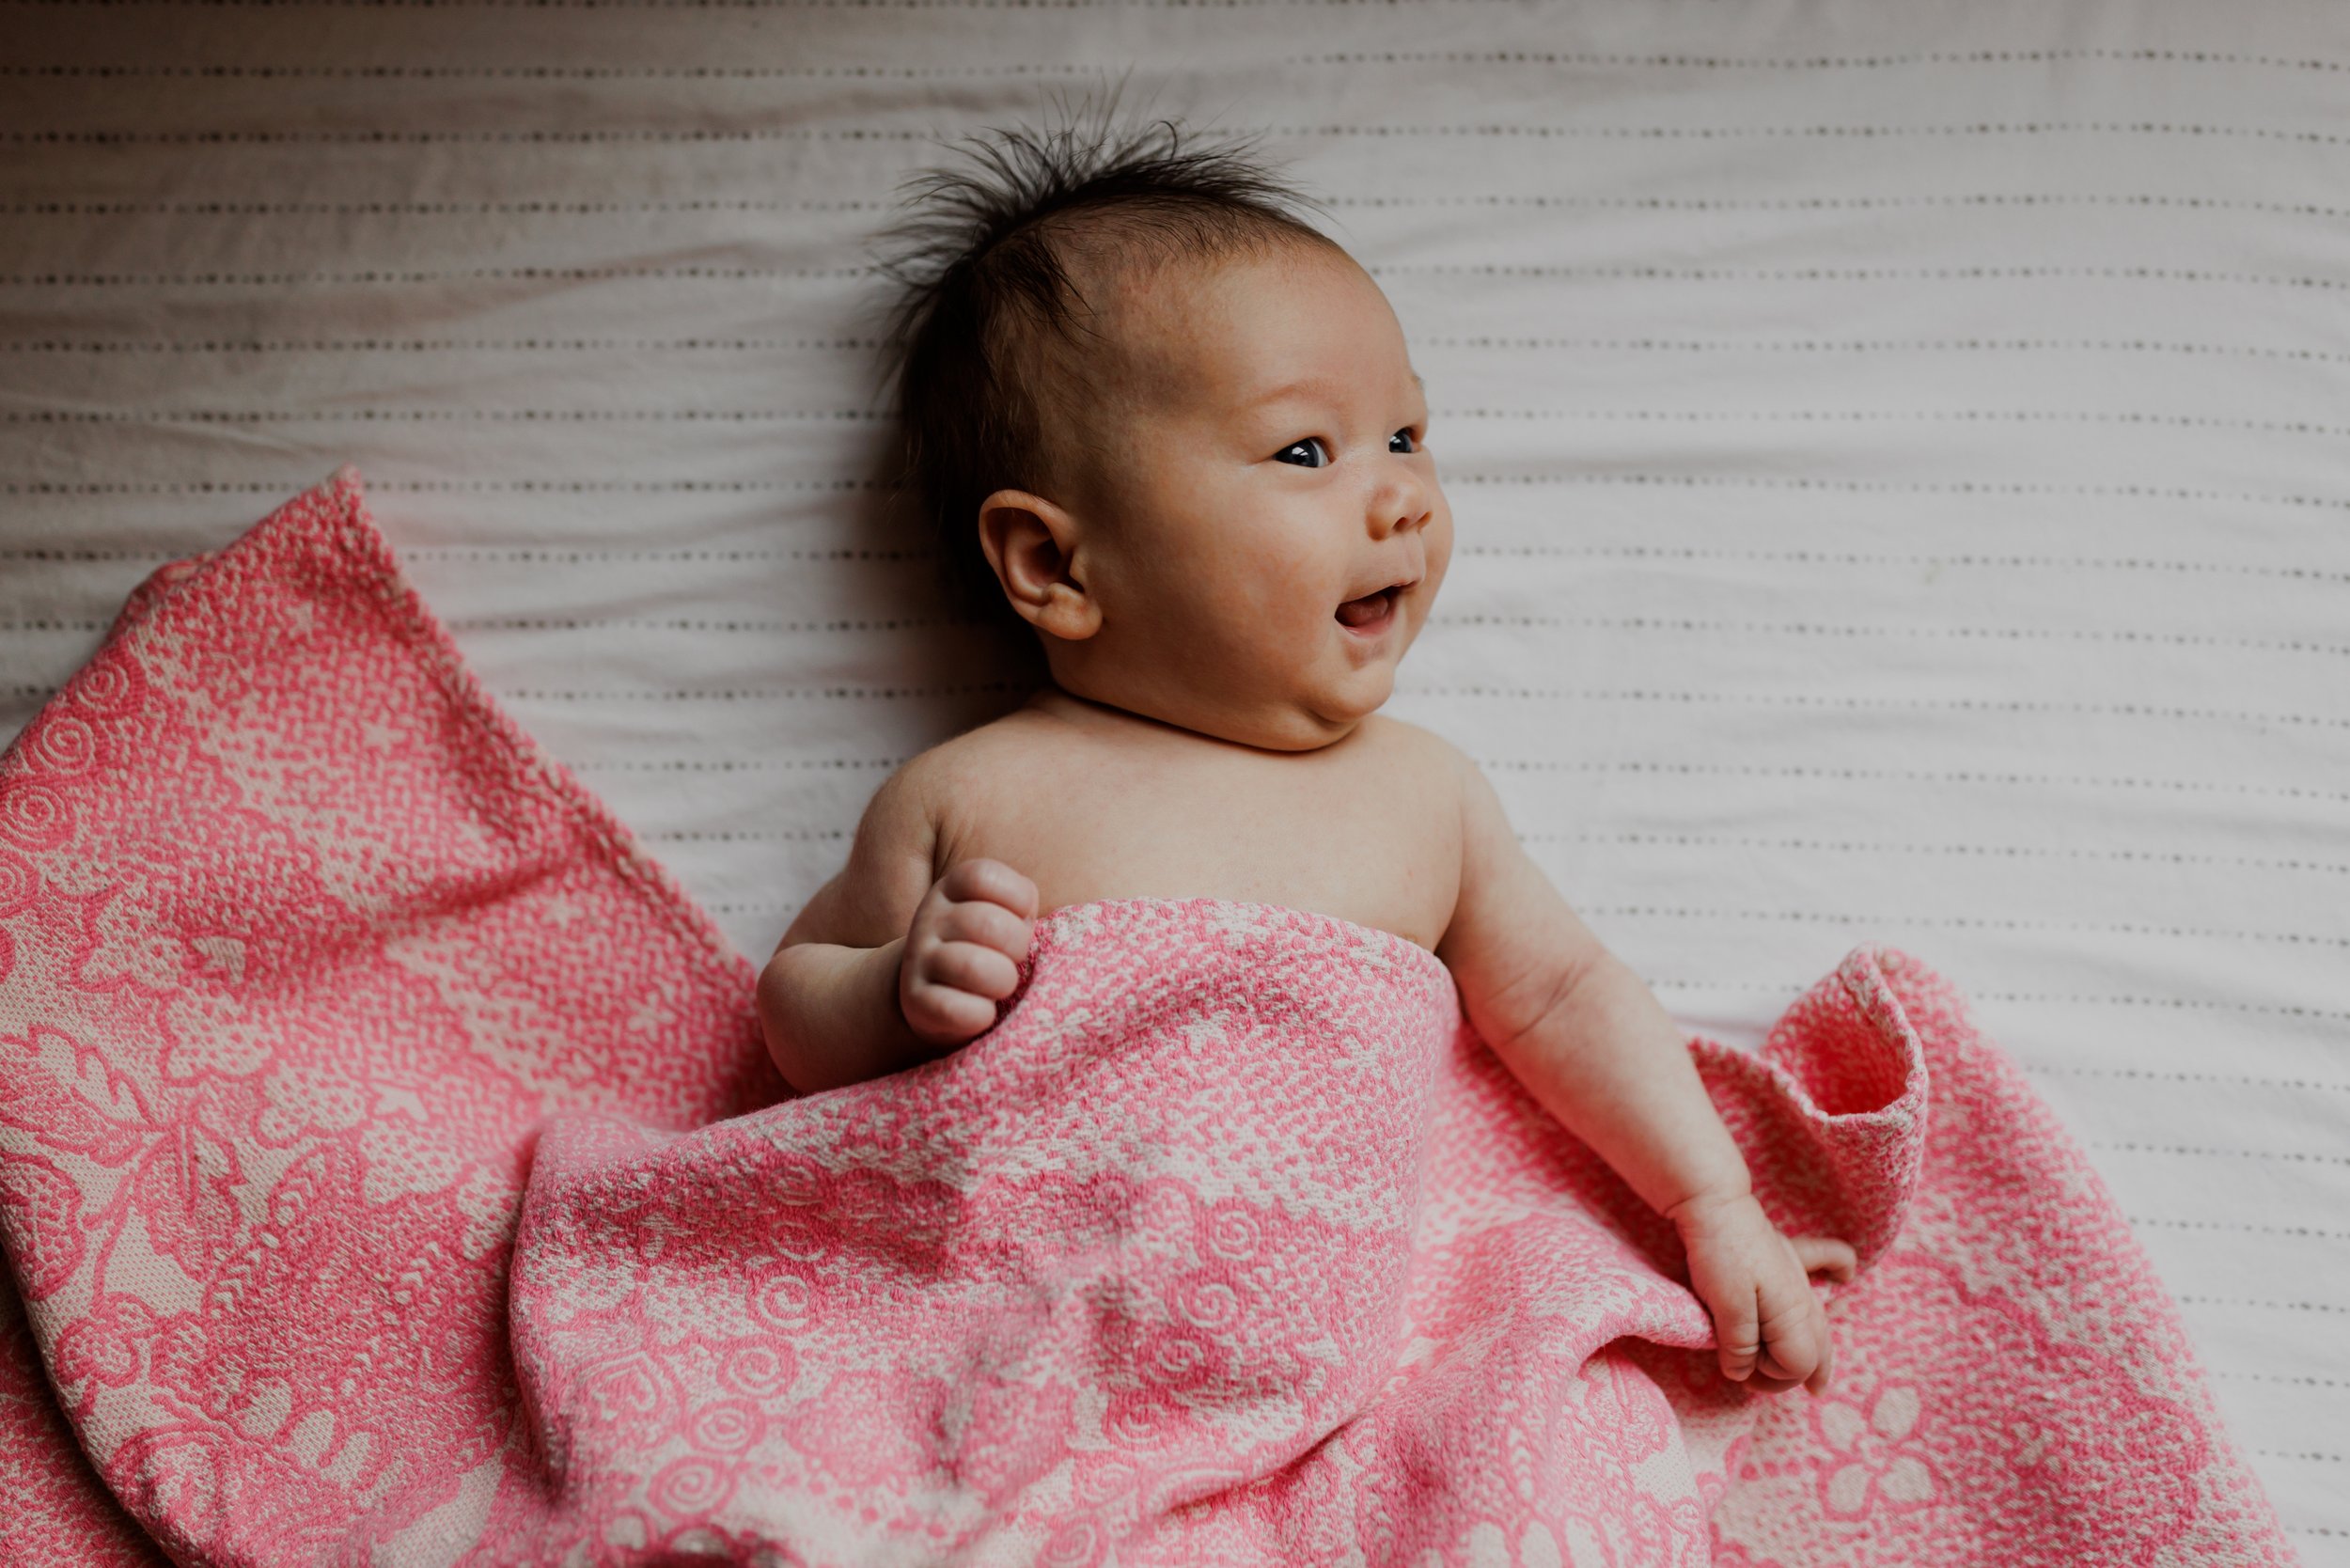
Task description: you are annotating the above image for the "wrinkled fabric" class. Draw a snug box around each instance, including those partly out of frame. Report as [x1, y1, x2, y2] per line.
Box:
[0, 474, 2294, 1566]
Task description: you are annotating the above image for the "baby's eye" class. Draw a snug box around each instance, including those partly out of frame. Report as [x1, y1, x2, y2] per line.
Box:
[1273, 437, 1330, 469]
[1390, 428, 1419, 455]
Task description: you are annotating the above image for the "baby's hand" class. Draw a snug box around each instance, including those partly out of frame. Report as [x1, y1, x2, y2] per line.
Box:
[1669, 1189, 1856, 1394]
[899, 858, 1039, 1050]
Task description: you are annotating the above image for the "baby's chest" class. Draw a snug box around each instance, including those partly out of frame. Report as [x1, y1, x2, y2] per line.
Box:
[948, 748, 1463, 951]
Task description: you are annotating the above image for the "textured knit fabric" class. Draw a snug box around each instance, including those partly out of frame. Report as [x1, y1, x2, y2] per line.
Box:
[0, 474, 2295, 1565]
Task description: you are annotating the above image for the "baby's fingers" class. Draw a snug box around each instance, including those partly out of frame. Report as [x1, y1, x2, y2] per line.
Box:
[920, 939, 1022, 1002]
[1794, 1236, 1858, 1283]
[1712, 1285, 1762, 1383]
[936, 857, 1040, 918]
[901, 942, 1022, 1047]
[1754, 1286, 1834, 1394]
[934, 896, 1034, 964]
[900, 976, 1000, 1046]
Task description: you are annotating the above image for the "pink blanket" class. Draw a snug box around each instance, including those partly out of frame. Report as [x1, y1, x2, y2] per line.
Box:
[0, 472, 2294, 1566]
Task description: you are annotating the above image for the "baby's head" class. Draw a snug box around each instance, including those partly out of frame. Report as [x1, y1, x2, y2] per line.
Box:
[880, 118, 1451, 752]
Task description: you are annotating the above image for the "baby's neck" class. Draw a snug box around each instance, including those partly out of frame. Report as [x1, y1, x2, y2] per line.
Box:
[1020, 682, 1360, 756]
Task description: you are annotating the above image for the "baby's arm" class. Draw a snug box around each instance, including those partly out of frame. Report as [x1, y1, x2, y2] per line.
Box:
[756, 760, 1036, 1093]
[1434, 748, 1855, 1392]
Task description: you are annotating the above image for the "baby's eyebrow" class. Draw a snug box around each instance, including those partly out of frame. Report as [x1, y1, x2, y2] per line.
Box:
[1245, 376, 1340, 409]
[1246, 369, 1424, 408]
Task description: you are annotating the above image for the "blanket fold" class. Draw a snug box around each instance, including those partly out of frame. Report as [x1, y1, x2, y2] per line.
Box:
[497, 899, 1926, 1564]
[0, 472, 2295, 1567]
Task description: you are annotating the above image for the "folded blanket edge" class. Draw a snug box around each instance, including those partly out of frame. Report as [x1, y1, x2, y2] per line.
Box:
[95, 467, 764, 1008]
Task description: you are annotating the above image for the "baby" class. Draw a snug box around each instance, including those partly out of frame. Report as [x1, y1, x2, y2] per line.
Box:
[758, 119, 1855, 1396]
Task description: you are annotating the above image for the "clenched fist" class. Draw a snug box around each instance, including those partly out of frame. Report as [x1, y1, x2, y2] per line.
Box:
[1672, 1189, 1857, 1395]
[899, 858, 1040, 1048]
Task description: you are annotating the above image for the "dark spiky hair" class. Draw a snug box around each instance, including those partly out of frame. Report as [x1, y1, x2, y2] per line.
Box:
[873, 107, 1336, 637]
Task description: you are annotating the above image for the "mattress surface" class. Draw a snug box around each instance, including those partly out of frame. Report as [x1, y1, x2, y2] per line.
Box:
[1, 1, 2343, 1557]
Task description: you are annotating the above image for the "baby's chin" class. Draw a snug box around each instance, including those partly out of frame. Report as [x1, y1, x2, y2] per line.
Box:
[1051, 646, 1399, 751]
[1230, 674, 1400, 752]
[1114, 690, 1372, 753]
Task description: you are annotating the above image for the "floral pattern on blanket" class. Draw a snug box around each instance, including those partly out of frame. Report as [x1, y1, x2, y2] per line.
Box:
[0, 473, 2296, 1566]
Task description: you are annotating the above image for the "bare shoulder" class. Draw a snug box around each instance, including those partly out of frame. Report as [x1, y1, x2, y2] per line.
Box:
[771, 733, 964, 954]
[1354, 713, 1480, 810]
[1413, 718, 1608, 1043]
[1355, 711, 1466, 765]
[1337, 715, 1474, 942]
[904, 706, 1064, 823]
[777, 709, 1059, 955]
[776, 783, 920, 953]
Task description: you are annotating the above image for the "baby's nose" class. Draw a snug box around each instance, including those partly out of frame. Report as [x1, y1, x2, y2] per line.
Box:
[1370, 476, 1434, 538]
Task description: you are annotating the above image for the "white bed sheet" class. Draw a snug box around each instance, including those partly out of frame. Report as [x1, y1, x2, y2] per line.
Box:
[2, 0, 2343, 1555]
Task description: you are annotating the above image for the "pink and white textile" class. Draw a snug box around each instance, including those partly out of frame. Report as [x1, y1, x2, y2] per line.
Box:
[0, 474, 2295, 1564]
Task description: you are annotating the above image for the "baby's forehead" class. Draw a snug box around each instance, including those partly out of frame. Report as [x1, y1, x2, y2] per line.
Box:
[1094, 234, 1355, 326]
[1064, 240, 1375, 408]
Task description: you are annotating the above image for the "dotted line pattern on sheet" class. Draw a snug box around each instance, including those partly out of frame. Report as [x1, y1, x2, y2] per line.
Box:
[2132, 1218, 2350, 1242]
[3, 334, 891, 350]
[17, 263, 2344, 294]
[2009, 1061, 2350, 1092]
[1404, 688, 2350, 733]
[1376, 263, 2350, 290]
[8, 473, 2345, 516]
[1431, 617, 2350, 661]
[1437, 408, 2350, 440]
[644, 827, 850, 841]
[0, 61, 1090, 78]
[1450, 473, 2350, 513]
[24, 614, 2341, 696]
[12, 195, 2349, 225]
[1456, 546, 2350, 587]
[19, 120, 2350, 148]
[572, 757, 905, 772]
[2175, 1297, 2348, 1314]
[13, 540, 2338, 588]
[1421, 333, 2350, 363]
[16, 404, 2350, 442]
[1287, 48, 2350, 73]
[4, 409, 886, 424]
[11, 47, 2350, 71]
[1585, 906, 2350, 952]
[2091, 1143, 2350, 1166]
[1529, 832, 2350, 878]
[1480, 759, 2350, 808]
[6, 266, 874, 284]
[9, 333, 2350, 367]
[1, 480, 887, 496]
[500, 682, 1022, 700]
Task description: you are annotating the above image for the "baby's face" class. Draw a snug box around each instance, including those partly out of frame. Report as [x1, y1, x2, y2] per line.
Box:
[1042, 242, 1451, 751]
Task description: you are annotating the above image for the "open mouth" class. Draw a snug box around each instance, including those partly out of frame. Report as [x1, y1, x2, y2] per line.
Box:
[1336, 583, 1407, 633]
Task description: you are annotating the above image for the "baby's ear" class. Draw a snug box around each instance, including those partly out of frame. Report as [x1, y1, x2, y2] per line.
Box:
[977, 489, 1101, 641]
